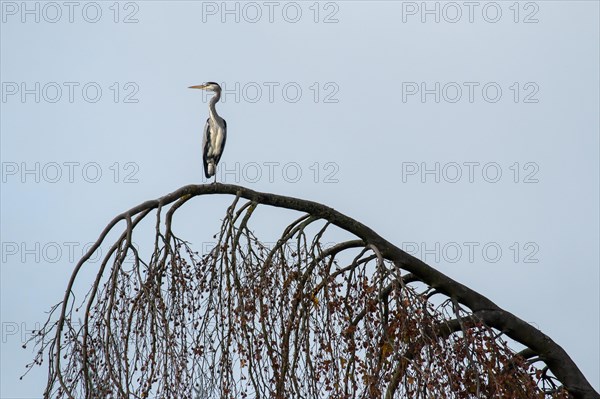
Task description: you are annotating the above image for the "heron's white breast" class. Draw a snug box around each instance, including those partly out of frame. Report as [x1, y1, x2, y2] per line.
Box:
[209, 123, 225, 156]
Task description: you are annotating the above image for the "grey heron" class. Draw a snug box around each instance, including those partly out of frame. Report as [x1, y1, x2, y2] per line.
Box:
[189, 82, 227, 182]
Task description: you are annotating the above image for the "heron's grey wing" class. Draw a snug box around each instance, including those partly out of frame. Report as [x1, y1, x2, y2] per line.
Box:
[214, 119, 227, 166]
[202, 119, 211, 178]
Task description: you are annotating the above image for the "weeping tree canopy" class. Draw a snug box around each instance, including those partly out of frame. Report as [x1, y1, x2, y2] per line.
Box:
[24, 184, 598, 399]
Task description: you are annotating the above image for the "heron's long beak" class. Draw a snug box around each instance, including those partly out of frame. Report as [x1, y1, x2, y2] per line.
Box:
[189, 84, 208, 90]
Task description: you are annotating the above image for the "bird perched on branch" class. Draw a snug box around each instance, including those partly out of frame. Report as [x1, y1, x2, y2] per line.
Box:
[189, 82, 227, 182]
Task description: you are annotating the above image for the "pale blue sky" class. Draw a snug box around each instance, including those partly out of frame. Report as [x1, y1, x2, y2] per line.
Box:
[1, 1, 599, 397]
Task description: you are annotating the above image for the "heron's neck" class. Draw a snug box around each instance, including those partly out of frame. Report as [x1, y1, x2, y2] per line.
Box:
[208, 91, 221, 120]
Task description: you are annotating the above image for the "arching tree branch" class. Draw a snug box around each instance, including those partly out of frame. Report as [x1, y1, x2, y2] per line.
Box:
[27, 183, 598, 398]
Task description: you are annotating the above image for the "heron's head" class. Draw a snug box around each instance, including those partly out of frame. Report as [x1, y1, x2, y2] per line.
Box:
[189, 82, 221, 92]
